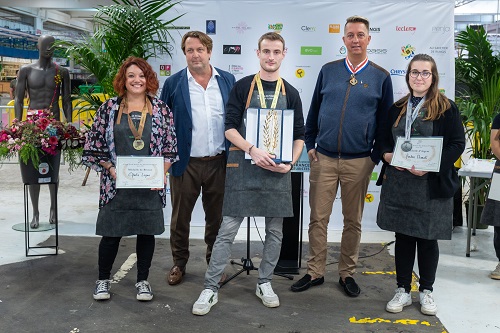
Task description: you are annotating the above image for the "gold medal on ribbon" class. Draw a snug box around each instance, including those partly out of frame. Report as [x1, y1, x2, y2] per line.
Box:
[349, 74, 358, 86]
[124, 97, 149, 151]
[133, 139, 145, 150]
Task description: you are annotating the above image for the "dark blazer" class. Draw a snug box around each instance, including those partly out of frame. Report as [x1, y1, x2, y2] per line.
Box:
[376, 98, 465, 199]
[160, 67, 236, 177]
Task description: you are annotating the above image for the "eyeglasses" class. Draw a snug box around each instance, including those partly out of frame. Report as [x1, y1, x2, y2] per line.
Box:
[409, 70, 432, 79]
[345, 33, 367, 40]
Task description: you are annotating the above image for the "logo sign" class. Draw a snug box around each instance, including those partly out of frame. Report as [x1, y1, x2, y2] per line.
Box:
[268, 23, 283, 33]
[429, 46, 448, 55]
[370, 27, 381, 33]
[159, 65, 171, 76]
[301, 46, 322, 55]
[223, 45, 241, 54]
[390, 69, 406, 76]
[232, 22, 251, 34]
[301, 26, 316, 32]
[401, 44, 415, 60]
[166, 26, 190, 30]
[339, 46, 346, 55]
[365, 193, 374, 202]
[396, 26, 416, 33]
[295, 68, 305, 78]
[367, 48, 388, 55]
[228, 64, 244, 75]
[432, 26, 451, 34]
[39, 162, 49, 175]
[329, 24, 340, 33]
[206, 20, 216, 35]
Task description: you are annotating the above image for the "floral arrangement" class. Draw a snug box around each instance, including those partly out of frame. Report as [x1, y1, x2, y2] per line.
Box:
[0, 110, 87, 171]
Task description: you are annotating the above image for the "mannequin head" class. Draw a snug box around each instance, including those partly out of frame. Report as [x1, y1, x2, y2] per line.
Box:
[38, 35, 55, 60]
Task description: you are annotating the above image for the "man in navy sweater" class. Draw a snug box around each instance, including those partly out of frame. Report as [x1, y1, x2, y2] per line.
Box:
[292, 16, 393, 297]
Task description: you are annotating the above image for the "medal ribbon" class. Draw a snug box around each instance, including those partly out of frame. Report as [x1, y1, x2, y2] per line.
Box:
[404, 96, 426, 141]
[345, 57, 369, 75]
[254, 73, 282, 109]
[126, 98, 148, 142]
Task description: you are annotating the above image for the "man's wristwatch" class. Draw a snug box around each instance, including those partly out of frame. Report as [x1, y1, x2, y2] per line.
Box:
[288, 162, 294, 171]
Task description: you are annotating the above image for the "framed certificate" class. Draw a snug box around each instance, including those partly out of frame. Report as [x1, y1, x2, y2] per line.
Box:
[245, 108, 294, 163]
[390, 137, 443, 172]
[115, 156, 164, 189]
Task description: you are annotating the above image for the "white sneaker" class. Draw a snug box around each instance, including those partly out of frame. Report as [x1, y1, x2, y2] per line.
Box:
[135, 280, 153, 301]
[490, 263, 500, 280]
[256, 282, 280, 308]
[192, 289, 218, 315]
[93, 280, 110, 300]
[386, 288, 412, 313]
[419, 289, 437, 315]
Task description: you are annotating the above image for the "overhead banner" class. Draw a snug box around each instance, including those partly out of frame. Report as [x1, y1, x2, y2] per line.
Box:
[155, 0, 455, 231]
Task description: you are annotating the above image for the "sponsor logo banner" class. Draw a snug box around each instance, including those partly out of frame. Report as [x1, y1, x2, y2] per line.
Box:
[401, 44, 416, 60]
[295, 68, 306, 78]
[159, 65, 171, 76]
[232, 22, 251, 34]
[301, 26, 316, 32]
[228, 64, 244, 75]
[301, 46, 322, 55]
[367, 48, 388, 55]
[206, 20, 216, 35]
[329, 24, 340, 33]
[223, 45, 242, 54]
[268, 23, 284, 33]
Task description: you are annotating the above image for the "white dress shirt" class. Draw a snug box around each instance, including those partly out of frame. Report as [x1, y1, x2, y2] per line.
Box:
[187, 66, 224, 157]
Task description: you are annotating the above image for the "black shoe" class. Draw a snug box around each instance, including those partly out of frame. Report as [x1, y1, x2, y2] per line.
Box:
[290, 274, 325, 292]
[339, 277, 360, 297]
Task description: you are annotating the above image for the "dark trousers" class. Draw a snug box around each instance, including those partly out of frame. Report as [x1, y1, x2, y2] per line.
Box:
[395, 233, 439, 292]
[169, 154, 225, 267]
[98, 235, 155, 282]
[495, 226, 500, 261]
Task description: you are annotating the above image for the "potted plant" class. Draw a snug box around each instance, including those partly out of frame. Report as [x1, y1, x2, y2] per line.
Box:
[60, 0, 184, 114]
[455, 26, 500, 226]
[0, 110, 87, 181]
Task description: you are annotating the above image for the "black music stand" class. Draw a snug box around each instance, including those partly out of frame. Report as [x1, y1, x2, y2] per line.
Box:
[220, 217, 293, 288]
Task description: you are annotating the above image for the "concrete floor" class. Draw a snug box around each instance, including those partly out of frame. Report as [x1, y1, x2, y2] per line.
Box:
[0, 162, 499, 332]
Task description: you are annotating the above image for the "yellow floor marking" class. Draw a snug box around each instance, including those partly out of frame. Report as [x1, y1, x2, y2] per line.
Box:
[361, 271, 419, 291]
[350, 316, 440, 327]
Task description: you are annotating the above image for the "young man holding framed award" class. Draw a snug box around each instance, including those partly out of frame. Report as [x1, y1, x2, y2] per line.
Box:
[192, 32, 305, 315]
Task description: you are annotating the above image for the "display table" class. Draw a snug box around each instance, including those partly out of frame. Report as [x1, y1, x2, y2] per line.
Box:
[22, 183, 59, 256]
[458, 159, 495, 257]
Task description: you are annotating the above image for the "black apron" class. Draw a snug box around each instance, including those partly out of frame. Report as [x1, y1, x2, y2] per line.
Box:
[96, 111, 164, 237]
[222, 78, 293, 217]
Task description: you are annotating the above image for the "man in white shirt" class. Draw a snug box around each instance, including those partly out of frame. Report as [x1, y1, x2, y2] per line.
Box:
[160, 31, 236, 285]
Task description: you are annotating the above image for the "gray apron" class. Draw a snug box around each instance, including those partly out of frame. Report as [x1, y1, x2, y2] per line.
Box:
[96, 111, 165, 237]
[222, 79, 293, 217]
[377, 106, 453, 240]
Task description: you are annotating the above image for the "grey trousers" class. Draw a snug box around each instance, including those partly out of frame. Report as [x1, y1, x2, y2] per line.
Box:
[204, 216, 283, 291]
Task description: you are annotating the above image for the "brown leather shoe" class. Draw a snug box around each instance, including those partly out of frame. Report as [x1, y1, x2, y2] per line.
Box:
[167, 266, 185, 285]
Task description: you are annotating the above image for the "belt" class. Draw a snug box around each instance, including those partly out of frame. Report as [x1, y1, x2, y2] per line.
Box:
[191, 152, 225, 161]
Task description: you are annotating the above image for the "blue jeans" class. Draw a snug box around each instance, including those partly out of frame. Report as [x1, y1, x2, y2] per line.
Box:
[204, 216, 283, 291]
